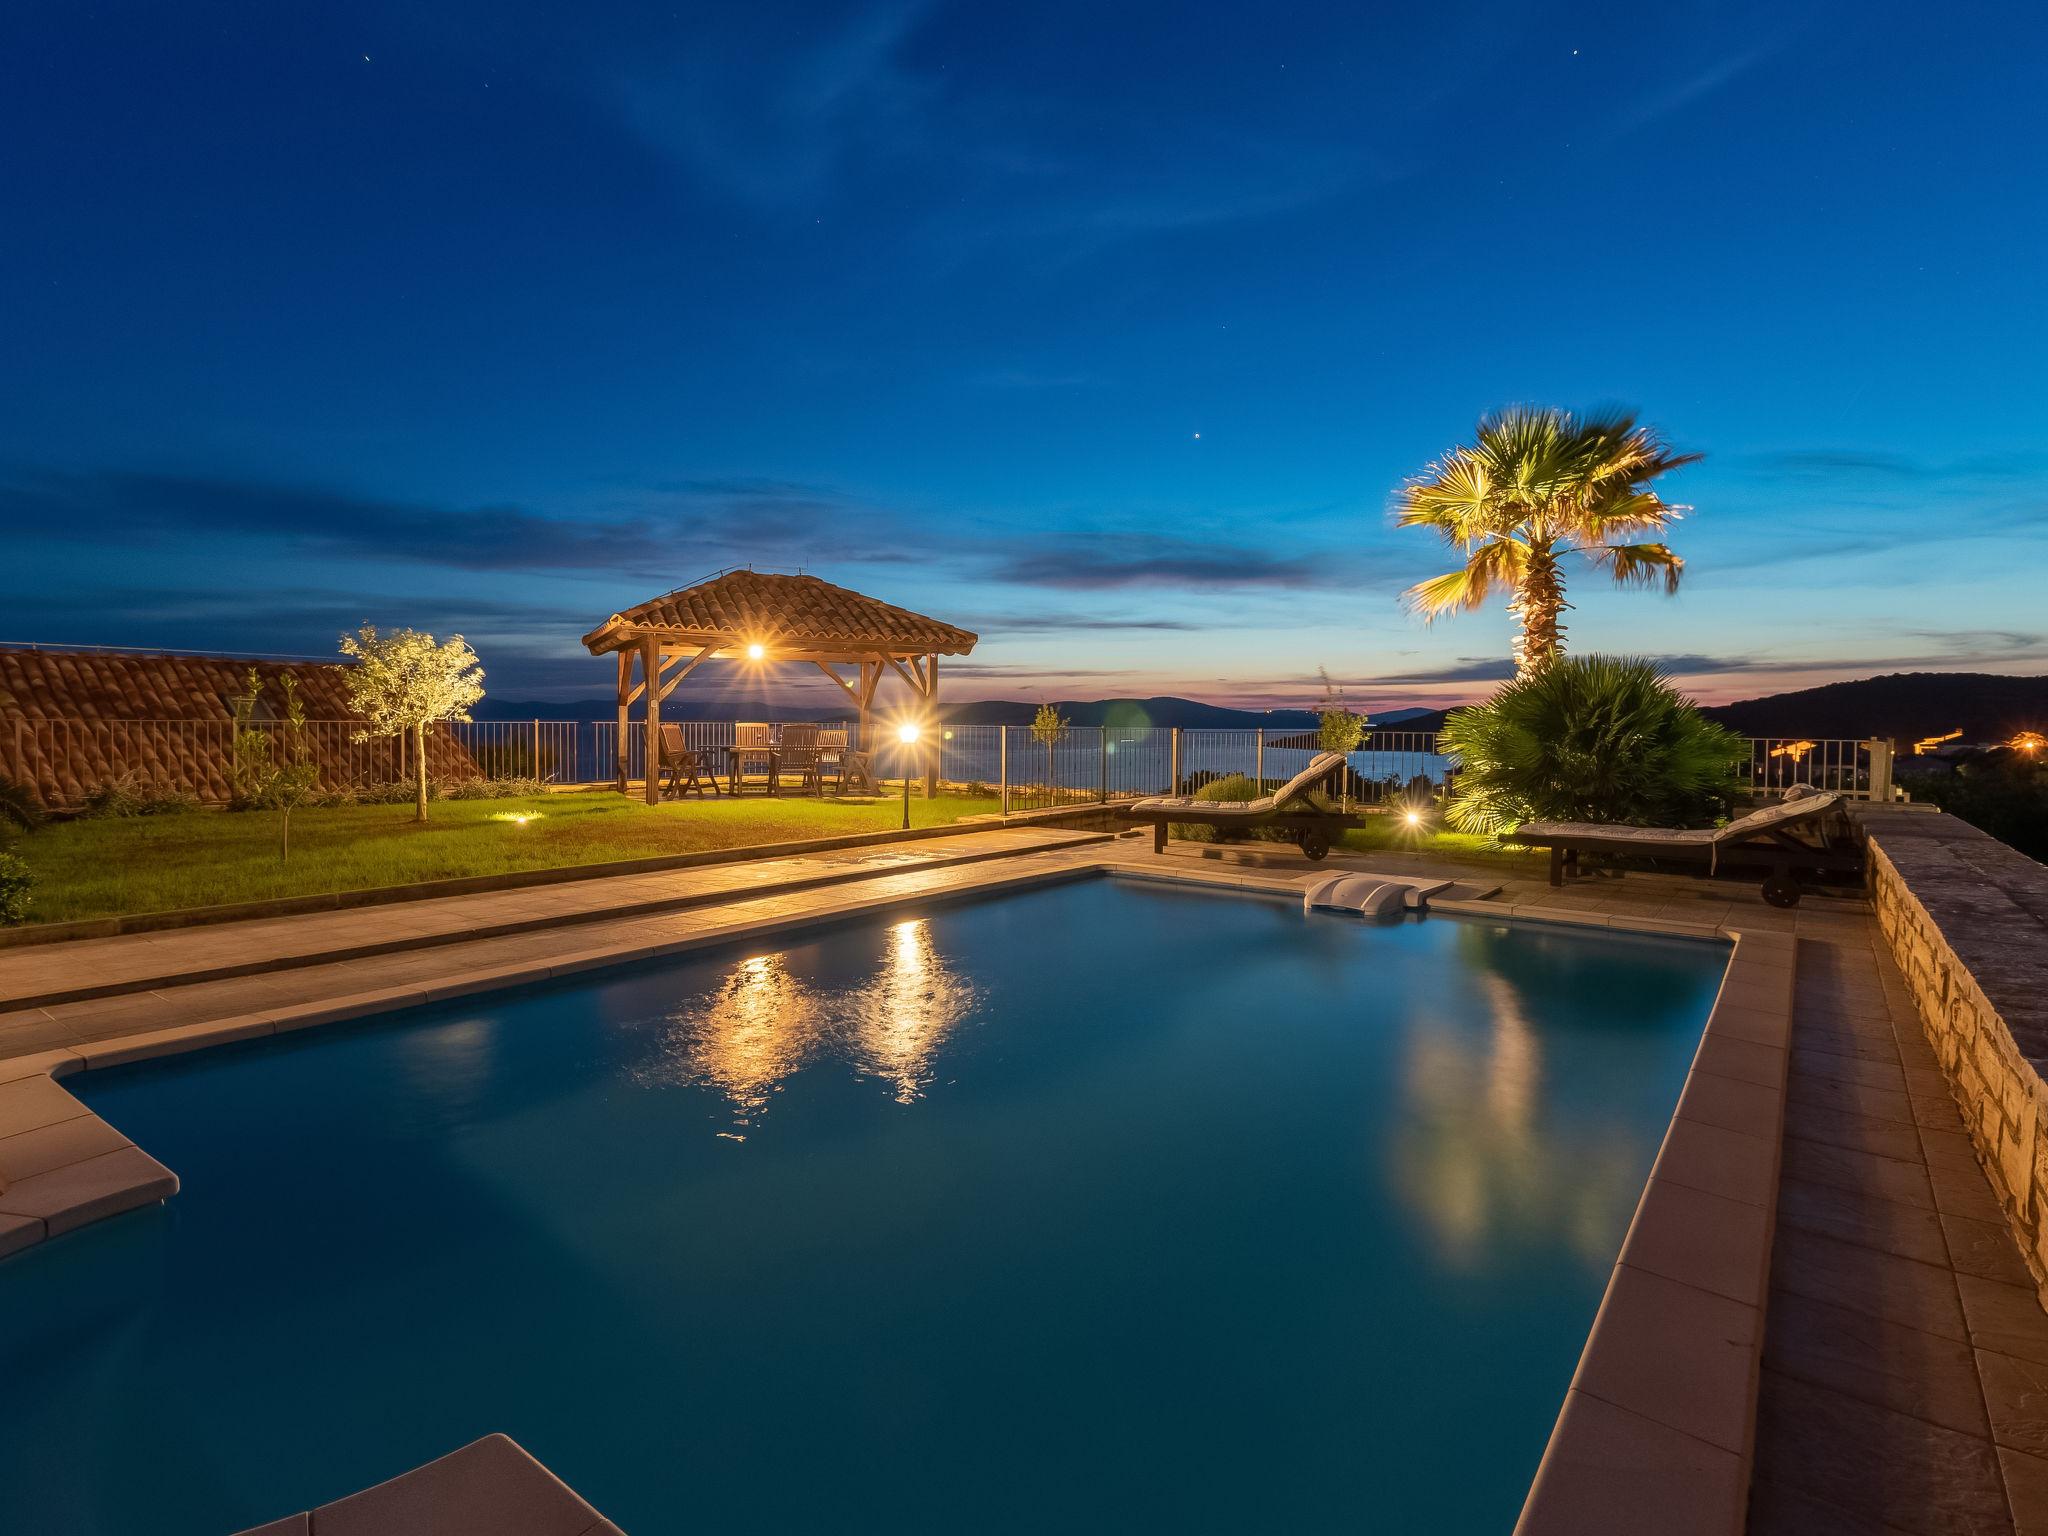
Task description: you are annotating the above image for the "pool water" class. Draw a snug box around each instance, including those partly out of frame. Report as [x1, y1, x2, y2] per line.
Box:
[0, 878, 1726, 1534]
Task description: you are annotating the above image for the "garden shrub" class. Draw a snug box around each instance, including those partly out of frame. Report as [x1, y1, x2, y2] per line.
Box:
[1438, 655, 1744, 834]
[77, 774, 200, 819]
[0, 851, 32, 924]
[0, 774, 44, 836]
[445, 776, 549, 801]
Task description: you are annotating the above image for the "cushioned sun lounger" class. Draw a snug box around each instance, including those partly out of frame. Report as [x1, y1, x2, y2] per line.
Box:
[1506, 787, 1858, 907]
[1119, 750, 1364, 860]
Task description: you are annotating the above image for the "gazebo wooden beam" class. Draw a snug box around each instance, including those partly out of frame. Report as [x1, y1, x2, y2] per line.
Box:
[654, 644, 716, 703]
[641, 635, 661, 805]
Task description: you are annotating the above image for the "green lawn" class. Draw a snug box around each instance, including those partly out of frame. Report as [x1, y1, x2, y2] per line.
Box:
[8, 790, 1002, 924]
[1332, 817, 1535, 865]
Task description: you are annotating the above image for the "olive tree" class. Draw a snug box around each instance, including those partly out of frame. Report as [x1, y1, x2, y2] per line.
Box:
[340, 625, 485, 822]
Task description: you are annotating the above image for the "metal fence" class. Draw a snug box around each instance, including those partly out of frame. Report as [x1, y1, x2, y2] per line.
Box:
[1737, 737, 1892, 801]
[2, 714, 1898, 810]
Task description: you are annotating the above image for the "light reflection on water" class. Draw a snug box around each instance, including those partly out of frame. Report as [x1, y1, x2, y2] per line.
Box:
[644, 917, 976, 1126]
[1390, 933, 1664, 1277]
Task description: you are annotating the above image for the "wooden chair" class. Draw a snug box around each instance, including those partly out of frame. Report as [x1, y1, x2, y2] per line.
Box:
[657, 724, 718, 798]
[727, 722, 777, 794]
[777, 722, 822, 795]
[838, 745, 882, 796]
[815, 727, 851, 795]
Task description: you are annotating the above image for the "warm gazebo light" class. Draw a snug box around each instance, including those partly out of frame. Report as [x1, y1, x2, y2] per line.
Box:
[1769, 739, 1815, 762]
[2012, 731, 2046, 754]
[897, 721, 921, 745]
[1914, 729, 1963, 755]
[745, 642, 765, 661]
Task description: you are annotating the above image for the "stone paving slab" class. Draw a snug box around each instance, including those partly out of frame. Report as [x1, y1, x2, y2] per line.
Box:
[0, 827, 1104, 1012]
[1748, 916, 2048, 1535]
[0, 841, 1108, 1066]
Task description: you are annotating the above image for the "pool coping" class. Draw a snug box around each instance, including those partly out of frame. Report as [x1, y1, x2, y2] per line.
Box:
[0, 850, 1797, 1536]
[1104, 860, 1790, 1535]
[1514, 924, 1794, 1536]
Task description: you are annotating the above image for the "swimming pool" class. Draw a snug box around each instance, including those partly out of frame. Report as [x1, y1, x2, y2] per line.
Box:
[0, 877, 1726, 1534]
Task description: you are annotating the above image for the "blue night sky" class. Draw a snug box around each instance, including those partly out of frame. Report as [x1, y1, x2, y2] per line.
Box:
[3, 1, 2044, 710]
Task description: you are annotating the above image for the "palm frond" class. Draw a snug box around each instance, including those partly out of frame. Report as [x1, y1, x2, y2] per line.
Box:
[1589, 541, 1685, 594]
[1403, 567, 1495, 619]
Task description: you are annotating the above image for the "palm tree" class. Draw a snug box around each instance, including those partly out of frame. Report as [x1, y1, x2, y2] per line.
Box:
[1395, 407, 1699, 675]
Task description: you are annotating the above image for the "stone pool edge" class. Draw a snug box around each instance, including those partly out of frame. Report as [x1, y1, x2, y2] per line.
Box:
[0, 855, 1104, 1262]
[0, 1057, 178, 1257]
[0, 851, 1795, 1536]
[1514, 925, 1794, 1536]
[1104, 860, 1789, 1534]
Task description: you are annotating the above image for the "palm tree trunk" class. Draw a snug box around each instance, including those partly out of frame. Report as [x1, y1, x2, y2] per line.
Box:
[1511, 543, 1569, 675]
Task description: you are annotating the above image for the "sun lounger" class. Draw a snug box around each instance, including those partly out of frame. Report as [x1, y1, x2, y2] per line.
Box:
[1506, 786, 1859, 907]
[1120, 751, 1363, 860]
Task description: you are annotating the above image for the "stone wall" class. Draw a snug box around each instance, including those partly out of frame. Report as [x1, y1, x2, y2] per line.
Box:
[1859, 805, 2048, 1302]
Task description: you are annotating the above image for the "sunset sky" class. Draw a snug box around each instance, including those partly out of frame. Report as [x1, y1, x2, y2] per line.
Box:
[3, 1, 2044, 712]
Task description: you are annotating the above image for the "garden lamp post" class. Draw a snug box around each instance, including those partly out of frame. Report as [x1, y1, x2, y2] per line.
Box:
[897, 721, 921, 830]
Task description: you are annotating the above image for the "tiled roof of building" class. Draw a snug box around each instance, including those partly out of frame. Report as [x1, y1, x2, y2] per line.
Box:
[582, 571, 977, 656]
[0, 647, 361, 721]
[0, 647, 477, 808]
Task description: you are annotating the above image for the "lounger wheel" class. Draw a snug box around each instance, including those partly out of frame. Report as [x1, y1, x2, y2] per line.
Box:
[1299, 830, 1331, 861]
[1761, 873, 1802, 908]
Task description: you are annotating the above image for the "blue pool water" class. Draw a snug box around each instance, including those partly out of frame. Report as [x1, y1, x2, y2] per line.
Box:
[0, 878, 1725, 1534]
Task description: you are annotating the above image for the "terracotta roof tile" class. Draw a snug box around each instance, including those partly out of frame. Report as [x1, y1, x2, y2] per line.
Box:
[0, 647, 476, 807]
[582, 571, 976, 657]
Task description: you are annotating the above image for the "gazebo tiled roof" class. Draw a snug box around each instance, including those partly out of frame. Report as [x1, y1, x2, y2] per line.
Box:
[581, 571, 976, 658]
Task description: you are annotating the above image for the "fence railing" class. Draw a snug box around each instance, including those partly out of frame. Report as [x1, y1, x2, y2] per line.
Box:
[1, 715, 1897, 811]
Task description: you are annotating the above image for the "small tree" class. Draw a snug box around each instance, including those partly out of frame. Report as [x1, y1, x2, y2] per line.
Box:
[232, 670, 322, 860]
[340, 625, 485, 823]
[1315, 666, 1367, 755]
[1031, 702, 1069, 796]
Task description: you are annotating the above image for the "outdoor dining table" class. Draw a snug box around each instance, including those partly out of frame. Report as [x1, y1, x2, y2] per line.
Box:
[722, 743, 780, 795]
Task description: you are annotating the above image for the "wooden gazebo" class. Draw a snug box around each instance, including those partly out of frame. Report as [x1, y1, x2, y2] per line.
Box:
[581, 570, 979, 803]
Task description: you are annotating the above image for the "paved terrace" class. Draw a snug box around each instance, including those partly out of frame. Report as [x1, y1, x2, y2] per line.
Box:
[3, 824, 2044, 1532]
[0, 826, 1108, 1030]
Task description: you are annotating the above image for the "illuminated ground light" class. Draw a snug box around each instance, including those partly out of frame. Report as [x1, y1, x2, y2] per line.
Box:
[490, 812, 543, 826]
[1404, 810, 1424, 827]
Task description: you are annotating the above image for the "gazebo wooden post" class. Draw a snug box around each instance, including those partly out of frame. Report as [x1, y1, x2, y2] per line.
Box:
[641, 635, 662, 806]
[614, 650, 632, 793]
[924, 652, 940, 797]
[856, 659, 882, 751]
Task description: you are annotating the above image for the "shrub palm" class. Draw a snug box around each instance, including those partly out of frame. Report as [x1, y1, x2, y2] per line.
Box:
[1438, 655, 1744, 833]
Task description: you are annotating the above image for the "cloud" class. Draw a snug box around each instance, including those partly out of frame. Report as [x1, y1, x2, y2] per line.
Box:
[992, 532, 1349, 591]
[971, 613, 1200, 634]
[0, 465, 925, 579]
[939, 662, 1141, 680]
[1608, 39, 1787, 137]
[615, 0, 938, 207]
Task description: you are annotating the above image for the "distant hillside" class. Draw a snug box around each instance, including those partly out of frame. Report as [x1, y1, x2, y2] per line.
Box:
[478, 695, 1459, 731]
[1699, 673, 2048, 745]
